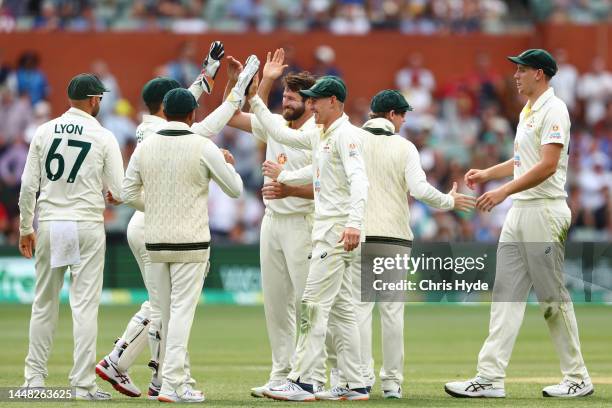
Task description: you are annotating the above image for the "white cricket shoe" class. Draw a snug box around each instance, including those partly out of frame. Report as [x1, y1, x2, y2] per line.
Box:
[21, 376, 45, 389]
[444, 377, 505, 398]
[74, 386, 112, 400]
[542, 379, 594, 398]
[148, 374, 162, 400]
[158, 389, 205, 403]
[95, 356, 141, 397]
[315, 385, 370, 401]
[263, 381, 315, 402]
[383, 387, 402, 399]
[250, 380, 284, 398]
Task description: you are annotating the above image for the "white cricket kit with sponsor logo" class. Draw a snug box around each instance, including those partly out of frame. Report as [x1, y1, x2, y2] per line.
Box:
[477, 87, 590, 387]
[250, 95, 368, 389]
[111, 98, 240, 385]
[19, 107, 124, 391]
[250, 114, 320, 383]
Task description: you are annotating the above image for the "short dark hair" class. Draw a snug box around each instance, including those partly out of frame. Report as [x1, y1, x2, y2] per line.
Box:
[283, 71, 316, 94]
[368, 109, 407, 119]
[146, 100, 163, 115]
[164, 112, 192, 122]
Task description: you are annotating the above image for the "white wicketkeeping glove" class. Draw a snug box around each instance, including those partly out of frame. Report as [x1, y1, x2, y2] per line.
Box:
[192, 41, 225, 96]
[226, 55, 260, 110]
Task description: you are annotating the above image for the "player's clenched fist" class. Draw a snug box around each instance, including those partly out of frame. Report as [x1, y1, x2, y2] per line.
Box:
[339, 227, 360, 252]
[262, 160, 282, 180]
[464, 168, 489, 190]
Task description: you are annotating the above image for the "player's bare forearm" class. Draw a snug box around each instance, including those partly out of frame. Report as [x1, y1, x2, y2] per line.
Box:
[500, 144, 561, 196]
[288, 184, 314, 199]
[485, 159, 514, 181]
[257, 77, 274, 106]
[223, 78, 238, 101]
[227, 111, 253, 132]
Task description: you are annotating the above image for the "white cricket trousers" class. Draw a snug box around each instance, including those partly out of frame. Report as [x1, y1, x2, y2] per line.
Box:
[151, 255, 208, 395]
[477, 198, 589, 386]
[260, 210, 313, 382]
[124, 212, 195, 384]
[288, 223, 364, 390]
[352, 245, 411, 391]
[24, 221, 105, 390]
[324, 243, 411, 391]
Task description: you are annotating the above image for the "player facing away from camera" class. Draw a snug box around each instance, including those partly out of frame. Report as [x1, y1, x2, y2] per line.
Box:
[96, 44, 259, 399]
[319, 90, 475, 400]
[222, 49, 325, 397]
[249, 75, 370, 402]
[120, 81, 249, 402]
[18, 73, 124, 400]
[445, 49, 593, 398]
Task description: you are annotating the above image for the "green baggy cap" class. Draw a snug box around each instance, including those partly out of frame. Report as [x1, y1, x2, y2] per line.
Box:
[507, 49, 558, 77]
[370, 89, 413, 113]
[67, 73, 109, 100]
[142, 77, 182, 105]
[299, 75, 347, 102]
[163, 88, 198, 116]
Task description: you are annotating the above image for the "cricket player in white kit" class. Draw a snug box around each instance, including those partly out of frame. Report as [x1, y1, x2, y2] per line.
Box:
[96, 41, 247, 399]
[121, 59, 258, 402]
[249, 75, 370, 402]
[445, 49, 593, 398]
[18, 73, 124, 400]
[222, 50, 322, 397]
[318, 90, 475, 400]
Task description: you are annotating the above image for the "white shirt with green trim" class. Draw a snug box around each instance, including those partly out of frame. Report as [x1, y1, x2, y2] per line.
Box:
[513, 87, 570, 200]
[251, 113, 315, 215]
[249, 95, 368, 240]
[18, 107, 124, 235]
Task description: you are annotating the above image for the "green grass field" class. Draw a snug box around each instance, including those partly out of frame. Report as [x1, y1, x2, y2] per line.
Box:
[1, 304, 610, 407]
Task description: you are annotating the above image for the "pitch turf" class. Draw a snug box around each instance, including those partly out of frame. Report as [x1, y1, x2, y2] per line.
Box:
[1, 303, 610, 407]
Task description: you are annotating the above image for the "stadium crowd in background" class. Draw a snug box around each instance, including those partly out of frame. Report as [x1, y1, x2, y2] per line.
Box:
[0, 1, 610, 34]
[0, 42, 611, 246]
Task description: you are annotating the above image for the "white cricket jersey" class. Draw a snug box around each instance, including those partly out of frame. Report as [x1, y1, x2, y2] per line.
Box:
[251, 113, 315, 215]
[250, 96, 368, 240]
[513, 87, 570, 200]
[361, 118, 453, 241]
[18, 107, 124, 235]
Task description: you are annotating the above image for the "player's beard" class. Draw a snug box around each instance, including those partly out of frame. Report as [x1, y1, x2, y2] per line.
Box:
[282, 103, 305, 122]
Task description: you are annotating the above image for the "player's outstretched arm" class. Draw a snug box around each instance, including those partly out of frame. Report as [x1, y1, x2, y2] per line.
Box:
[188, 40, 225, 100]
[405, 142, 475, 211]
[476, 144, 562, 212]
[465, 159, 513, 190]
[258, 48, 288, 105]
[192, 55, 260, 138]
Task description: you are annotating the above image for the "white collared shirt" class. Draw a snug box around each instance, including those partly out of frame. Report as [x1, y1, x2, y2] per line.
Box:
[19, 107, 124, 234]
[513, 87, 570, 200]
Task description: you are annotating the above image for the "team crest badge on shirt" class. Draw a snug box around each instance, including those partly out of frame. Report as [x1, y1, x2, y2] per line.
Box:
[548, 124, 562, 140]
[277, 153, 287, 164]
[348, 143, 358, 157]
